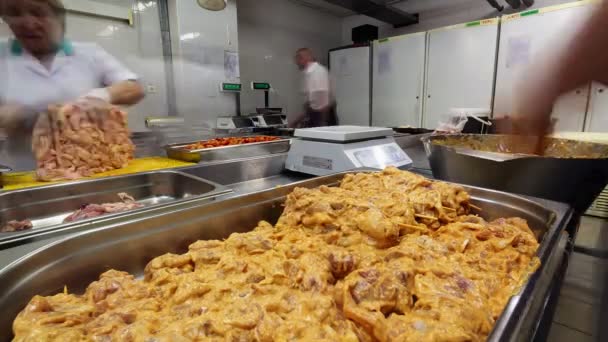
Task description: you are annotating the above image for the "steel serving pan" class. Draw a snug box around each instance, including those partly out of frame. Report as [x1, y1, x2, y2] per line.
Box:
[392, 127, 434, 135]
[0, 171, 231, 246]
[0, 164, 11, 190]
[423, 134, 608, 213]
[166, 138, 291, 163]
[0, 171, 571, 341]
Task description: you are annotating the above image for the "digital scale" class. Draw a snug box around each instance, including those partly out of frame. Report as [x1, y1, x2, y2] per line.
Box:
[216, 81, 288, 133]
[286, 126, 413, 176]
[249, 108, 287, 128]
[216, 116, 256, 131]
[216, 112, 287, 130]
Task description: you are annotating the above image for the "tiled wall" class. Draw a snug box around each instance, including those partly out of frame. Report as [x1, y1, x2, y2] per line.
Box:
[237, 0, 342, 120]
[72, 1, 169, 132]
[168, 0, 239, 128]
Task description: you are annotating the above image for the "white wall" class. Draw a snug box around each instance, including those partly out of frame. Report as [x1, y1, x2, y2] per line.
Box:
[341, 0, 579, 44]
[0, 0, 168, 132]
[238, 0, 342, 118]
[341, 14, 392, 46]
[168, 0, 239, 128]
[0, 17, 10, 37]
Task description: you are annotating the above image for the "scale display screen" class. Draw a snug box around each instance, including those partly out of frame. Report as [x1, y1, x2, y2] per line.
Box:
[252, 82, 271, 90]
[221, 83, 242, 92]
[346, 144, 412, 169]
[232, 117, 254, 128]
[263, 115, 283, 125]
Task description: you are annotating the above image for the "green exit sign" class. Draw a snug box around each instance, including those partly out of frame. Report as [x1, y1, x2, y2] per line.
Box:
[220, 82, 242, 92]
[252, 82, 271, 90]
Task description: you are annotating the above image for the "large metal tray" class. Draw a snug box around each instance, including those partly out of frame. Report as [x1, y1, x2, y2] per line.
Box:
[0, 171, 572, 341]
[423, 134, 608, 214]
[0, 171, 231, 247]
[166, 138, 291, 163]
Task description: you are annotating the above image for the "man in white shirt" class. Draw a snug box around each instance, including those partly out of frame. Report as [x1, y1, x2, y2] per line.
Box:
[0, 0, 144, 170]
[290, 48, 336, 128]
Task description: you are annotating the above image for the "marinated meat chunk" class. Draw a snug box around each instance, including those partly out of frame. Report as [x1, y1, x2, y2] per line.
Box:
[328, 249, 357, 280]
[342, 266, 413, 335]
[189, 240, 224, 267]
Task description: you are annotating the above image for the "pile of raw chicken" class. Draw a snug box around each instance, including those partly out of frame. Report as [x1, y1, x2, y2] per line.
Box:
[32, 102, 135, 181]
[12, 168, 541, 341]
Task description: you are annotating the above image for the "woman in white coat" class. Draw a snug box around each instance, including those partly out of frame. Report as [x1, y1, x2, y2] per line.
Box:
[0, 0, 144, 170]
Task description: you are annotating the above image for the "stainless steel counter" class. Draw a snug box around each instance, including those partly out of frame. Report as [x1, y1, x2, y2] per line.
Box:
[0, 173, 308, 270]
[0, 137, 579, 341]
[0, 154, 312, 269]
[0, 133, 430, 268]
[0, 171, 231, 246]
[394, 132, 432, 174]
[0, 169, 572, 341]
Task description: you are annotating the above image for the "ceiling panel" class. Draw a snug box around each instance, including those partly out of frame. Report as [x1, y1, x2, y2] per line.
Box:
[391, 0, 477, 14]
[289, 0, 355, 17]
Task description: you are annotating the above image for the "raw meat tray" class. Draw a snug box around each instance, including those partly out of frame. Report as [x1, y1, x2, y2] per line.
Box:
[0, 171, 230, 246]
[165, 137, 291, 163]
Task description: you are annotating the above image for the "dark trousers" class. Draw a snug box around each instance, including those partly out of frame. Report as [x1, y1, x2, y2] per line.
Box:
[303, 103, 338, 128]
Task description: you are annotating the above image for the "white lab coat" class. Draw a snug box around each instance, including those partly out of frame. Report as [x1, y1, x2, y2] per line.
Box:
[301, 62, 337, 127]
[0, 39, 137, 170]
[302, 62, 331, 111]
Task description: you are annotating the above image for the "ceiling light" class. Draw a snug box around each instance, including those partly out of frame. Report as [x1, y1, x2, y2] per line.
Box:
[197, 0, 227, 11]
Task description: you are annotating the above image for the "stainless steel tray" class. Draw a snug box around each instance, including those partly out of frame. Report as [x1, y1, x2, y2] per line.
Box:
[0, 171, 231, 246]
[166, 138, 291, 163]
[0, 171, 572, 341]
[423, 134, 608, 214]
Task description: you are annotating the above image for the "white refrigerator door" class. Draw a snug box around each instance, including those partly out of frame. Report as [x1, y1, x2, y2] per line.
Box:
[372, 33, 426, 128]
[423, 23, 498, 129]
[330, 46, 371, 126]
[494, 3, 595, 132]
[586, 82, 608, 132]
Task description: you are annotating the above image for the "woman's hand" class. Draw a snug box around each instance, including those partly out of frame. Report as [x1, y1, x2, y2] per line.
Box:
[496, 2, 608, 154]
[77, 81, 144, 108]
[80, 88, 111, 103]
[107, 80, 145, 106]
[0, 104, 28, 133]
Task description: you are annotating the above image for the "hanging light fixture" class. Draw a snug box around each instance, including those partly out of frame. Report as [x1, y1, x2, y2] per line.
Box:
[197, 0, 227, 11]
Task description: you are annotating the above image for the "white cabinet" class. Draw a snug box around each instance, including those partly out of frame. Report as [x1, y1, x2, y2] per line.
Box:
[551, 85, 590, 132]
[494, 3, 595, 132]
[372, 33, 426, 127]
[585, 82, 608, 132]
[423, 20, 499, 129]
[329, 46, 371, 126]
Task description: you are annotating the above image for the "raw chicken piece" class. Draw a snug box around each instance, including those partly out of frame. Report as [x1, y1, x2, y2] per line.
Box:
[32, 103, 135, 181]
[1, 220, 33, 233]
[63, 192, 144, 223]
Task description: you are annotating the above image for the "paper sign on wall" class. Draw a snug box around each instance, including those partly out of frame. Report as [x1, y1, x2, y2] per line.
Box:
[224, 50, 240, 80]
[506, 36, 531, 69]
[338, 56, 351, 76]
[377, 45, 392, 75]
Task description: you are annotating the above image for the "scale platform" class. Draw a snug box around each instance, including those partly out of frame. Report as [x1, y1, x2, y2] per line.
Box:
[294, 126, 394, 142]
[286, 126, 412, 176]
